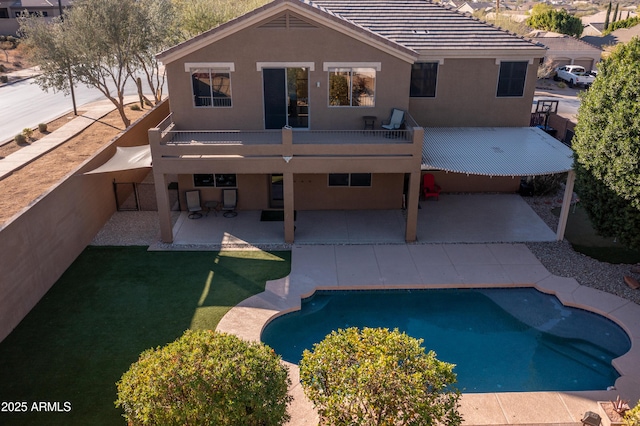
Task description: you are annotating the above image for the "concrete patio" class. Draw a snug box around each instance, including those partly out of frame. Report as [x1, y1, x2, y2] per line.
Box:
[149, 193, 558, 249]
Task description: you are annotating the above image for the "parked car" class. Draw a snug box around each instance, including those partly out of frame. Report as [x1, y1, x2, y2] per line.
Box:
[553, 65, 595, 88]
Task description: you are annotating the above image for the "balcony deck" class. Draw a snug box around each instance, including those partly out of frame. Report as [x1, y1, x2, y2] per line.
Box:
[165, 129, 412, 146]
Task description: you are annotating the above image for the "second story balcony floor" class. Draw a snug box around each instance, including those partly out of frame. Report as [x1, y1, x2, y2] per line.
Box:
[149, 111, 424, 161]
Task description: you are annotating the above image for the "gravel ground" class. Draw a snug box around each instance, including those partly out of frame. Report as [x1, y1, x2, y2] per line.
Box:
[92, 198, 640, 305]
[523, 192, 640, 305]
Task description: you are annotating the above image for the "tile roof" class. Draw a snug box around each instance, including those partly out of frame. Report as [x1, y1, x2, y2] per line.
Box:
[528, 33, 602, 53]
[310, 0, 544, 51]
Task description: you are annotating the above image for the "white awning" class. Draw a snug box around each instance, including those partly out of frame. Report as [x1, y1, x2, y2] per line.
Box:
[422, 127, 573, 176]
[85, 145, 152, 174]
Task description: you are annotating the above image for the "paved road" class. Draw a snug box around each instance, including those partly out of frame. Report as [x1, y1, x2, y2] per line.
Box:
[0, 76, 161, 143]
[533, 85, 583, 120]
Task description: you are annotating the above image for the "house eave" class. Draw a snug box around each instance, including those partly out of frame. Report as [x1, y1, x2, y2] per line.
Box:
[416, 47, 546, 62]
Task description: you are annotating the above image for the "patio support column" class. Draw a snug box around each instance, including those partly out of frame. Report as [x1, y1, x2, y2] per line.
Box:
[154, 172, 173, 243]
[405, 170, 420, 242]
[149, 127, 173, 243]
[556, 169, 576, 241]
[283, 172, 295, 243]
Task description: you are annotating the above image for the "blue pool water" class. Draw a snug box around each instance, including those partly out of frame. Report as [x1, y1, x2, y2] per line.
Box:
[261, 288, 631, 393]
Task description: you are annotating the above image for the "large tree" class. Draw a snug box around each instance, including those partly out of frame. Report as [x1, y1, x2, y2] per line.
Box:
[172, 0, 270, 39]
[116, 330, 292, 426]
[19, 0, 168, 127]
[572, 37, 640, 249]
[300, 327, 462, 426]
[131, 0, 177, 105]
[526, 8, 583, 37]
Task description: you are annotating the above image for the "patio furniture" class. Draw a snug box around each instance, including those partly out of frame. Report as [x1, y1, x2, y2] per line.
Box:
[186, 190, 203, 219]
[222, 189, 238, 218]
[381, 108, 404, 130]
[422, 173, 441, 201]
[204, 200, 220, 216]
[362, 115, 376, 130]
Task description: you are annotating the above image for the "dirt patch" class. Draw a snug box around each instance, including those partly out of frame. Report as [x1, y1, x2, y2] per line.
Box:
[0, 43, 34, 76]
[0, 104, 148, 225]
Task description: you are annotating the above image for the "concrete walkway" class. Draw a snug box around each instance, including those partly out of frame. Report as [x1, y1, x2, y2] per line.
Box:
[0, 95, 139, 180]
[217, 243, 640, 426]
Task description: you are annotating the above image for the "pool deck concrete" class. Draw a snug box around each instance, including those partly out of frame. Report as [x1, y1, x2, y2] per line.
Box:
[216, 243, 640, 426]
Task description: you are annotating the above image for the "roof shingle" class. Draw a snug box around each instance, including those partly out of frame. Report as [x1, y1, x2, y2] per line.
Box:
[310, 0, 544, 51]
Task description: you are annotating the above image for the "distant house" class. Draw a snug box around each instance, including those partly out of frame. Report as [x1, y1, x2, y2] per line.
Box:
[150, 0, 573, 244]
[528, 30, 602, 72]
[580, 9, 638, 38]
[581, 22, 640, 50]
[456, 1, 494, 14]
[0, 0, 72, 35]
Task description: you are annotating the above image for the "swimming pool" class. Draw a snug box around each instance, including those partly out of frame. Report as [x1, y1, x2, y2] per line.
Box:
[261, 287, 631, 393]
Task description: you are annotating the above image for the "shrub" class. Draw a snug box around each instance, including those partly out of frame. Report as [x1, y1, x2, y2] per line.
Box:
[38, 123, 47, 132]
[22, 128, 33, 139]
[129, 104, 141, 111]
[115, 330, 292, 426]
[625, 401, 640, 426]
[0, 64, 6, 72]
[300, 327, 462, 426]
[0, 75, 7, 84]
[14, 133, 26, 144]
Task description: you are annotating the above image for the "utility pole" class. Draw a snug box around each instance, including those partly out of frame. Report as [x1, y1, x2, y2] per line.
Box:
[57, 0, 77, 115]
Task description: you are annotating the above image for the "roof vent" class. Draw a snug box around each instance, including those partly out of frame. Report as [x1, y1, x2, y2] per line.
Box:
[259, 12, 318, 29]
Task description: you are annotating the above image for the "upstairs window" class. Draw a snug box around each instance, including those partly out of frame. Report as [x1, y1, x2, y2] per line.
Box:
[497, 61, 528, 97]
[328, 67, 376, 107]
[410, 62, 438, 97]
[191, 69, 232, 107]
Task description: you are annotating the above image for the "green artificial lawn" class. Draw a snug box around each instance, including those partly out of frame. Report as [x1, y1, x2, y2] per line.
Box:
[554, 205, 640, 264]
[0, 246, 291, 426]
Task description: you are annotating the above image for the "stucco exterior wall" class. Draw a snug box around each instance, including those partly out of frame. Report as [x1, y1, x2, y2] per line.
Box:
[165, 14, 412, 131]
[425, 171, 521, 193]
[0, 101, 169, 344]
[177, 172, 404, 211]
[409, 58, 542, 127]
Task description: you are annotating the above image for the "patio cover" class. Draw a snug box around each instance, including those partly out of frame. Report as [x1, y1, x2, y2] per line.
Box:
[84, 145, 151, 174]
[422, 127, 573, 176]
[421, 127, 575, 241]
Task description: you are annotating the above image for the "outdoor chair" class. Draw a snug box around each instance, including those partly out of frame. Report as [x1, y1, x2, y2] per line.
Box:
[186, 190, 203, 219]
[222, 189, 238, 218]
[422, 173, 441, 201]
[382, 108, 404, 138]
[381, 108, 405, 130]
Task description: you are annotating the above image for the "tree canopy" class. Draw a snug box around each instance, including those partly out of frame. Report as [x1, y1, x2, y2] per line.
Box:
[172, 0, 270, 39]
[18, 0, 270, 126]
[572, 37, 640, 249]
[526, 8, 583, 37]
[299, 327, 462, 426]
[115, 330, 292, 426]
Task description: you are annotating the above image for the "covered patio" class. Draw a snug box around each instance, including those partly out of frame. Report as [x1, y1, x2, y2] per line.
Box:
[148, 126, 572, 249]
[148, 193, 556, 249]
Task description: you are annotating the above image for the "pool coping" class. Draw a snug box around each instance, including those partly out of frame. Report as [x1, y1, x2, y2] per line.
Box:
[216, 243, 640, 425]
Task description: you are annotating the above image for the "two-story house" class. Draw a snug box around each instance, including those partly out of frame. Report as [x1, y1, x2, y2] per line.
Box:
[149, 0, 574, 245]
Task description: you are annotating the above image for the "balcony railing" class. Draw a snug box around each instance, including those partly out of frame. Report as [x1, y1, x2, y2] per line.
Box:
[164, 129, 411, 146]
